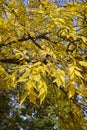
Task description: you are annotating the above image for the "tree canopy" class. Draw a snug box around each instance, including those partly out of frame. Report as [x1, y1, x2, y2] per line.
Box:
[0, 0, 87, 130]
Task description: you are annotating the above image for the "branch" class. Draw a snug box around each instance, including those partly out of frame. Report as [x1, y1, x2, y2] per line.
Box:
[0, 31, 59, 49]
[76, 26, 87, 32]
[0, 34, 43, 50]
[0, 58, 47, 65]
[0, 59, 22, 64]
[36, 34, 58, 44]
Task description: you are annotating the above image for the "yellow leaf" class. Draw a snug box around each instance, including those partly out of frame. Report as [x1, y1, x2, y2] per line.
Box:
[39, 93, 45, 105]
[77, 84, 87, 97]
[75, 66, 82, 71]
[79, 61, 87, 68]
[68, 85, 75, 98]
[52, 69, 65, 87]
[31, 74, 41, 81]
[0, 65, 5, 73]
[29, 88, 38, 97]
[38, 88, 46, 104]
[81, 36, 87, 43]
[17, 71, 29, 83]
[38, 80, 43, 90]
[20, 92, 29, 106]
[17, 78, 28, 83]
[69, 65, 74, 74]
[38, 81, 47, 104]
[25, 80, 35, 91]
[30, 62, 41, 68]
[53, 78, 63, 87]
[29, 94, 38, 106]
[75, 70, 83, 78]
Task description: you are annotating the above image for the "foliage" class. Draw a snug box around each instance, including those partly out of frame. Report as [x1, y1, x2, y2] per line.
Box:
[0, 0, 87, 130]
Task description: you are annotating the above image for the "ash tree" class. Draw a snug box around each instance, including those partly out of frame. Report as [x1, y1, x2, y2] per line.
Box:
[0, 0, 87, 130]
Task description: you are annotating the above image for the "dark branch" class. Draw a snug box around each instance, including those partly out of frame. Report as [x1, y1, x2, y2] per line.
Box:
[76, 26, 87, 32]
[0, 59, 21, 64]
[0, 58, 47, 65]
[0, 34, 43, 50]
[0, 32, 58, 49]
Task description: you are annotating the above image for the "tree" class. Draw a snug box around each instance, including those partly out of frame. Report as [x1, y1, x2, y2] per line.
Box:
[0, 0, 87, 130]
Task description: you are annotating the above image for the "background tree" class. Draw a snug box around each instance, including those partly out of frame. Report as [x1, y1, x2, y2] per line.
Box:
[0, 0, 87, 130]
